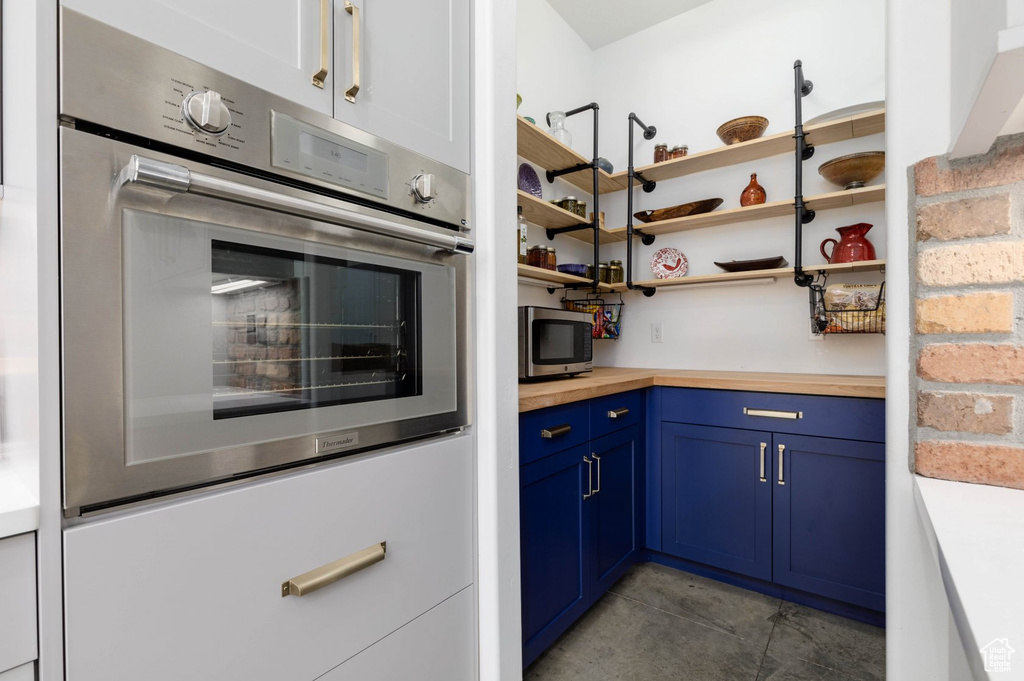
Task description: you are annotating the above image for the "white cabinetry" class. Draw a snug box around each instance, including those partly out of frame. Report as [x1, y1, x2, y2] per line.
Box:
[61, 0, 333, 114]
[64, 435, 474, 681]
[333, 0, 470, 172]
[0, 533, 37, 674]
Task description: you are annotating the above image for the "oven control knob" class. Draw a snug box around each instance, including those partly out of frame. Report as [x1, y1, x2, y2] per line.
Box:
[411, 173, 437, 204]
[182, 90, 232, 136]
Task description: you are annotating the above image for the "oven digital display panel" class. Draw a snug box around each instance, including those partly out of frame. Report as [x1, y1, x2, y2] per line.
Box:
[271, 112, 388, 199]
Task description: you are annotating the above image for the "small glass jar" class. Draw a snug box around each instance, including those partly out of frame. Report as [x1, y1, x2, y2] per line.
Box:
[609, 260, 624, 284]
[559, 196, 579, 216]
[547, 111, 572, 148]
[654, 143, 669, 163]
[527, 245, 547, 269]
[670, 145, 689, 159]
[546, 247, 557, 270]
[585, 264, 595, 281]
[597, 262, 610, 284]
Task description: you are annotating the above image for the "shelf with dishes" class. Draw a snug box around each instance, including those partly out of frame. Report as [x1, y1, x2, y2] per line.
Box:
[610, 184, 885, 238]
[612, 108, 884, 186]
[517, 263, 615, 291]
[517, 191, 625, 244]
[608, 259, 885, 292]
[517, 116, 621, 195]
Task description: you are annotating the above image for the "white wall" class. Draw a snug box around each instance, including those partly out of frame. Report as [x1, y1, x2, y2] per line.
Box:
[886, 0, 957, 678]
[517, 0, 888, 375]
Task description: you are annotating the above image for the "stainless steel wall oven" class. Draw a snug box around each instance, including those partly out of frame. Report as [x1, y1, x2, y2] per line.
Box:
[59, 10, 472, 515]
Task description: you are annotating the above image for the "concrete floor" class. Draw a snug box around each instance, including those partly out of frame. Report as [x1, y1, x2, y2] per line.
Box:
[525, 563, 885, 681]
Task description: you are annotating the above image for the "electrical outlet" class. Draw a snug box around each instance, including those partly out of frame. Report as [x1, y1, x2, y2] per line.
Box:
[651, 322, 664, 343]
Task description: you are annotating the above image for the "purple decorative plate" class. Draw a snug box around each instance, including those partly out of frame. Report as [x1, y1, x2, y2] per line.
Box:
[518, 163, 543, 199]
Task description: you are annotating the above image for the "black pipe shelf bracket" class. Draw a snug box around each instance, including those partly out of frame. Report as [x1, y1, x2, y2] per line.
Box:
[543, 102, 603, 292]
[792, 60, 817, 290]
[625, 112, 658, 297]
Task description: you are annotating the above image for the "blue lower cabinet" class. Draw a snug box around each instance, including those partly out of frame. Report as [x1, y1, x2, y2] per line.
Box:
[519, 444, 591, 666]
[661, 423, 773, 581]
[520, 398, 643, 669]
[590, 427, 641, 595]
[773, 434, 886, 612]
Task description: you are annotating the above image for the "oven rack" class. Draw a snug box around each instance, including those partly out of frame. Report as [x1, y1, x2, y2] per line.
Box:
[213, 375, 407, 398]
[213, 352, 404, 365]
[212, 321, 406, 329]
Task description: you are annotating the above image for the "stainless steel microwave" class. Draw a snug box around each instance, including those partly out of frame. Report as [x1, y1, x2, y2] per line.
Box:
[518, 307, 594, 380]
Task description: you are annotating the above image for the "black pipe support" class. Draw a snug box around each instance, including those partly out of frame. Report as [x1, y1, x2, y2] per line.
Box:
[625, 112, 657, 297]
[792, 60, 816, 289]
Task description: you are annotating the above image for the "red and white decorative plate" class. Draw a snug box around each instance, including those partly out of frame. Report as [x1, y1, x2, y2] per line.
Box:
[650, 247, 688, 279]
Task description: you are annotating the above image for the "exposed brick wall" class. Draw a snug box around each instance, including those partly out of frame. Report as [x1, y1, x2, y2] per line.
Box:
[911, 134, 1024, 490]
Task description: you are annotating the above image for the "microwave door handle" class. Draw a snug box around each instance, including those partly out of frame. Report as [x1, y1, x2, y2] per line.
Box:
[120, 155, 474, 255]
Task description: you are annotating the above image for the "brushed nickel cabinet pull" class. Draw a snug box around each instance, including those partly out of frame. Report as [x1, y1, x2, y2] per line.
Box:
[282, 541, 386, 597]
[743, 408, 803, 420]
[541, 424, 572, 439]
[759, 442, 767, 483]
[343, 0, 362, 102]
[583, 457, 594, 499]
[778, 444, 786, 485]
[311, 0, 330, 88]
[592, 454, 602, 494]
[607, 408, 630, 419]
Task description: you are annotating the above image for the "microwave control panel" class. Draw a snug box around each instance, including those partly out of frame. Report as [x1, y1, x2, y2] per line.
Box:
[270, 112, 389, 201]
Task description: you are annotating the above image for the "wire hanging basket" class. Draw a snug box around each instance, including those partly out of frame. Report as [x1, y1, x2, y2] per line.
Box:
[563, 292, 625, 340]
[810, 279, 885, 335]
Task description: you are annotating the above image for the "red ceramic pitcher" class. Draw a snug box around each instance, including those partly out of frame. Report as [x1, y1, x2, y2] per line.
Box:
[820, 223, 876, 264]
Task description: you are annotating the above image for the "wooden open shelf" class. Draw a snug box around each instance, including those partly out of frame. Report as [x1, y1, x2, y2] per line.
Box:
[517, 190, 625, 244]
[608, 259, 885, 292]
[608, 184, 885, 238]
[517, 263, 614, 291]
[610, 109, 885, 186]
[517, 116, 622, 195]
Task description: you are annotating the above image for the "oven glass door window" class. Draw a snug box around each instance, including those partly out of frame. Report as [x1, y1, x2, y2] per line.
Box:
[211, 240, 421, 419]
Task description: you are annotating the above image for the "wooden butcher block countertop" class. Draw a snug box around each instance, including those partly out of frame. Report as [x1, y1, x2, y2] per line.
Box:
[518, 367, 885, 412]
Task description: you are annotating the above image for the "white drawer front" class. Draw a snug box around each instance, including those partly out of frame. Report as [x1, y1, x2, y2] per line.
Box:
[320, 586, 476, 681]
[65, 434, 473, 681]
[0, 533, 36, 674]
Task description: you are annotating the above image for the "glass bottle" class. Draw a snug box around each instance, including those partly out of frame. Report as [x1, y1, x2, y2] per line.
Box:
[547, 111, 572, 148]
[517, 206, 528, 264]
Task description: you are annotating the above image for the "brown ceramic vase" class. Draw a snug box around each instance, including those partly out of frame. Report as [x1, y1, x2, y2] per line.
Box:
[740, 173, 766, 207]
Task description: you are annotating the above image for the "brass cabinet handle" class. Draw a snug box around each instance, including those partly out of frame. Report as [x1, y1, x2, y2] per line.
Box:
[607, 408, 629, 419]
[778, 444, 786, 485]
[743, 408, 803, 420]
[541, 424, 572, 439]
[311, 0, 330, 88]
[343, 0, 361, 102]
[592, 454, 602, 494]
[583, 457, 594, 499]
[282, 541, 386, 597]
[759, 442, 767, 482]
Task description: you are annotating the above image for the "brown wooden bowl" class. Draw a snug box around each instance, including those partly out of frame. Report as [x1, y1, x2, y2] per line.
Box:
[716, 116, 769, 145]
[634, 198, 724, 223]
[818, 151, 885, 190]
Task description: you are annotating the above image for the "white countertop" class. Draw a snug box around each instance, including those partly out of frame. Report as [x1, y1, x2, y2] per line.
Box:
[0, 469, 39, 539]
[914, 476, 1024, 680]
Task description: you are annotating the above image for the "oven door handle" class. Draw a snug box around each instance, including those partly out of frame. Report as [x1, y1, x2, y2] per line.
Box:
[120, 155, 474, 255]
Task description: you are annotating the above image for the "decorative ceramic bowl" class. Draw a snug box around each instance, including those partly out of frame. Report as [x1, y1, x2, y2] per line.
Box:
[818, 151, 885, 190]
[633, 198, 723, 223]
[556, 263, 589, 277]
[650, 248, 688, 279]
[714, 256, 788, 272]
[716, 116, 769, 145]
[517, 163, 543, 199]
[596, 157, 614, 174]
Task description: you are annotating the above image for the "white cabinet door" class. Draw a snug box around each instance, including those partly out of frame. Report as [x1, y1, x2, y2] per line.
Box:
[62, 0, 334, 115]
[0, 533, 36, 674]
[65, 435, 474, 681]
[320, 586, 476, 680]
[333, 0, 470, 172]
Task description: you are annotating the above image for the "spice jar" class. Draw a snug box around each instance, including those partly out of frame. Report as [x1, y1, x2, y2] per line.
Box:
[609, 260, 624, 284]
[670, 145, 689, 159]
[586, 264, 595, 281]
[597, 262, 610, 284]
[654, 143, 669, 163]
[527, 245, 547, 269]
[559, 196, 579, 216]
[546, 246, 558, 270]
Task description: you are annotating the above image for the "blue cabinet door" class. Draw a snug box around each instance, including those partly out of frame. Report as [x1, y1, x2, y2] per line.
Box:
[772, 434, 886, 612]
[590, 426, 640, 595]
[519, 444, 591, 667]
[661, 423, 773, 581]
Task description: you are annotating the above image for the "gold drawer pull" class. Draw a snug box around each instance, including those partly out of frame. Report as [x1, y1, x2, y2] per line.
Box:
[282, 541, 386, 597]
[541, 424, 572, 439]
[311, 0, 330, 88]
[343, 0, 362, 102]
[607, 408, 630, 419]
[743, 408, 803, 420]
